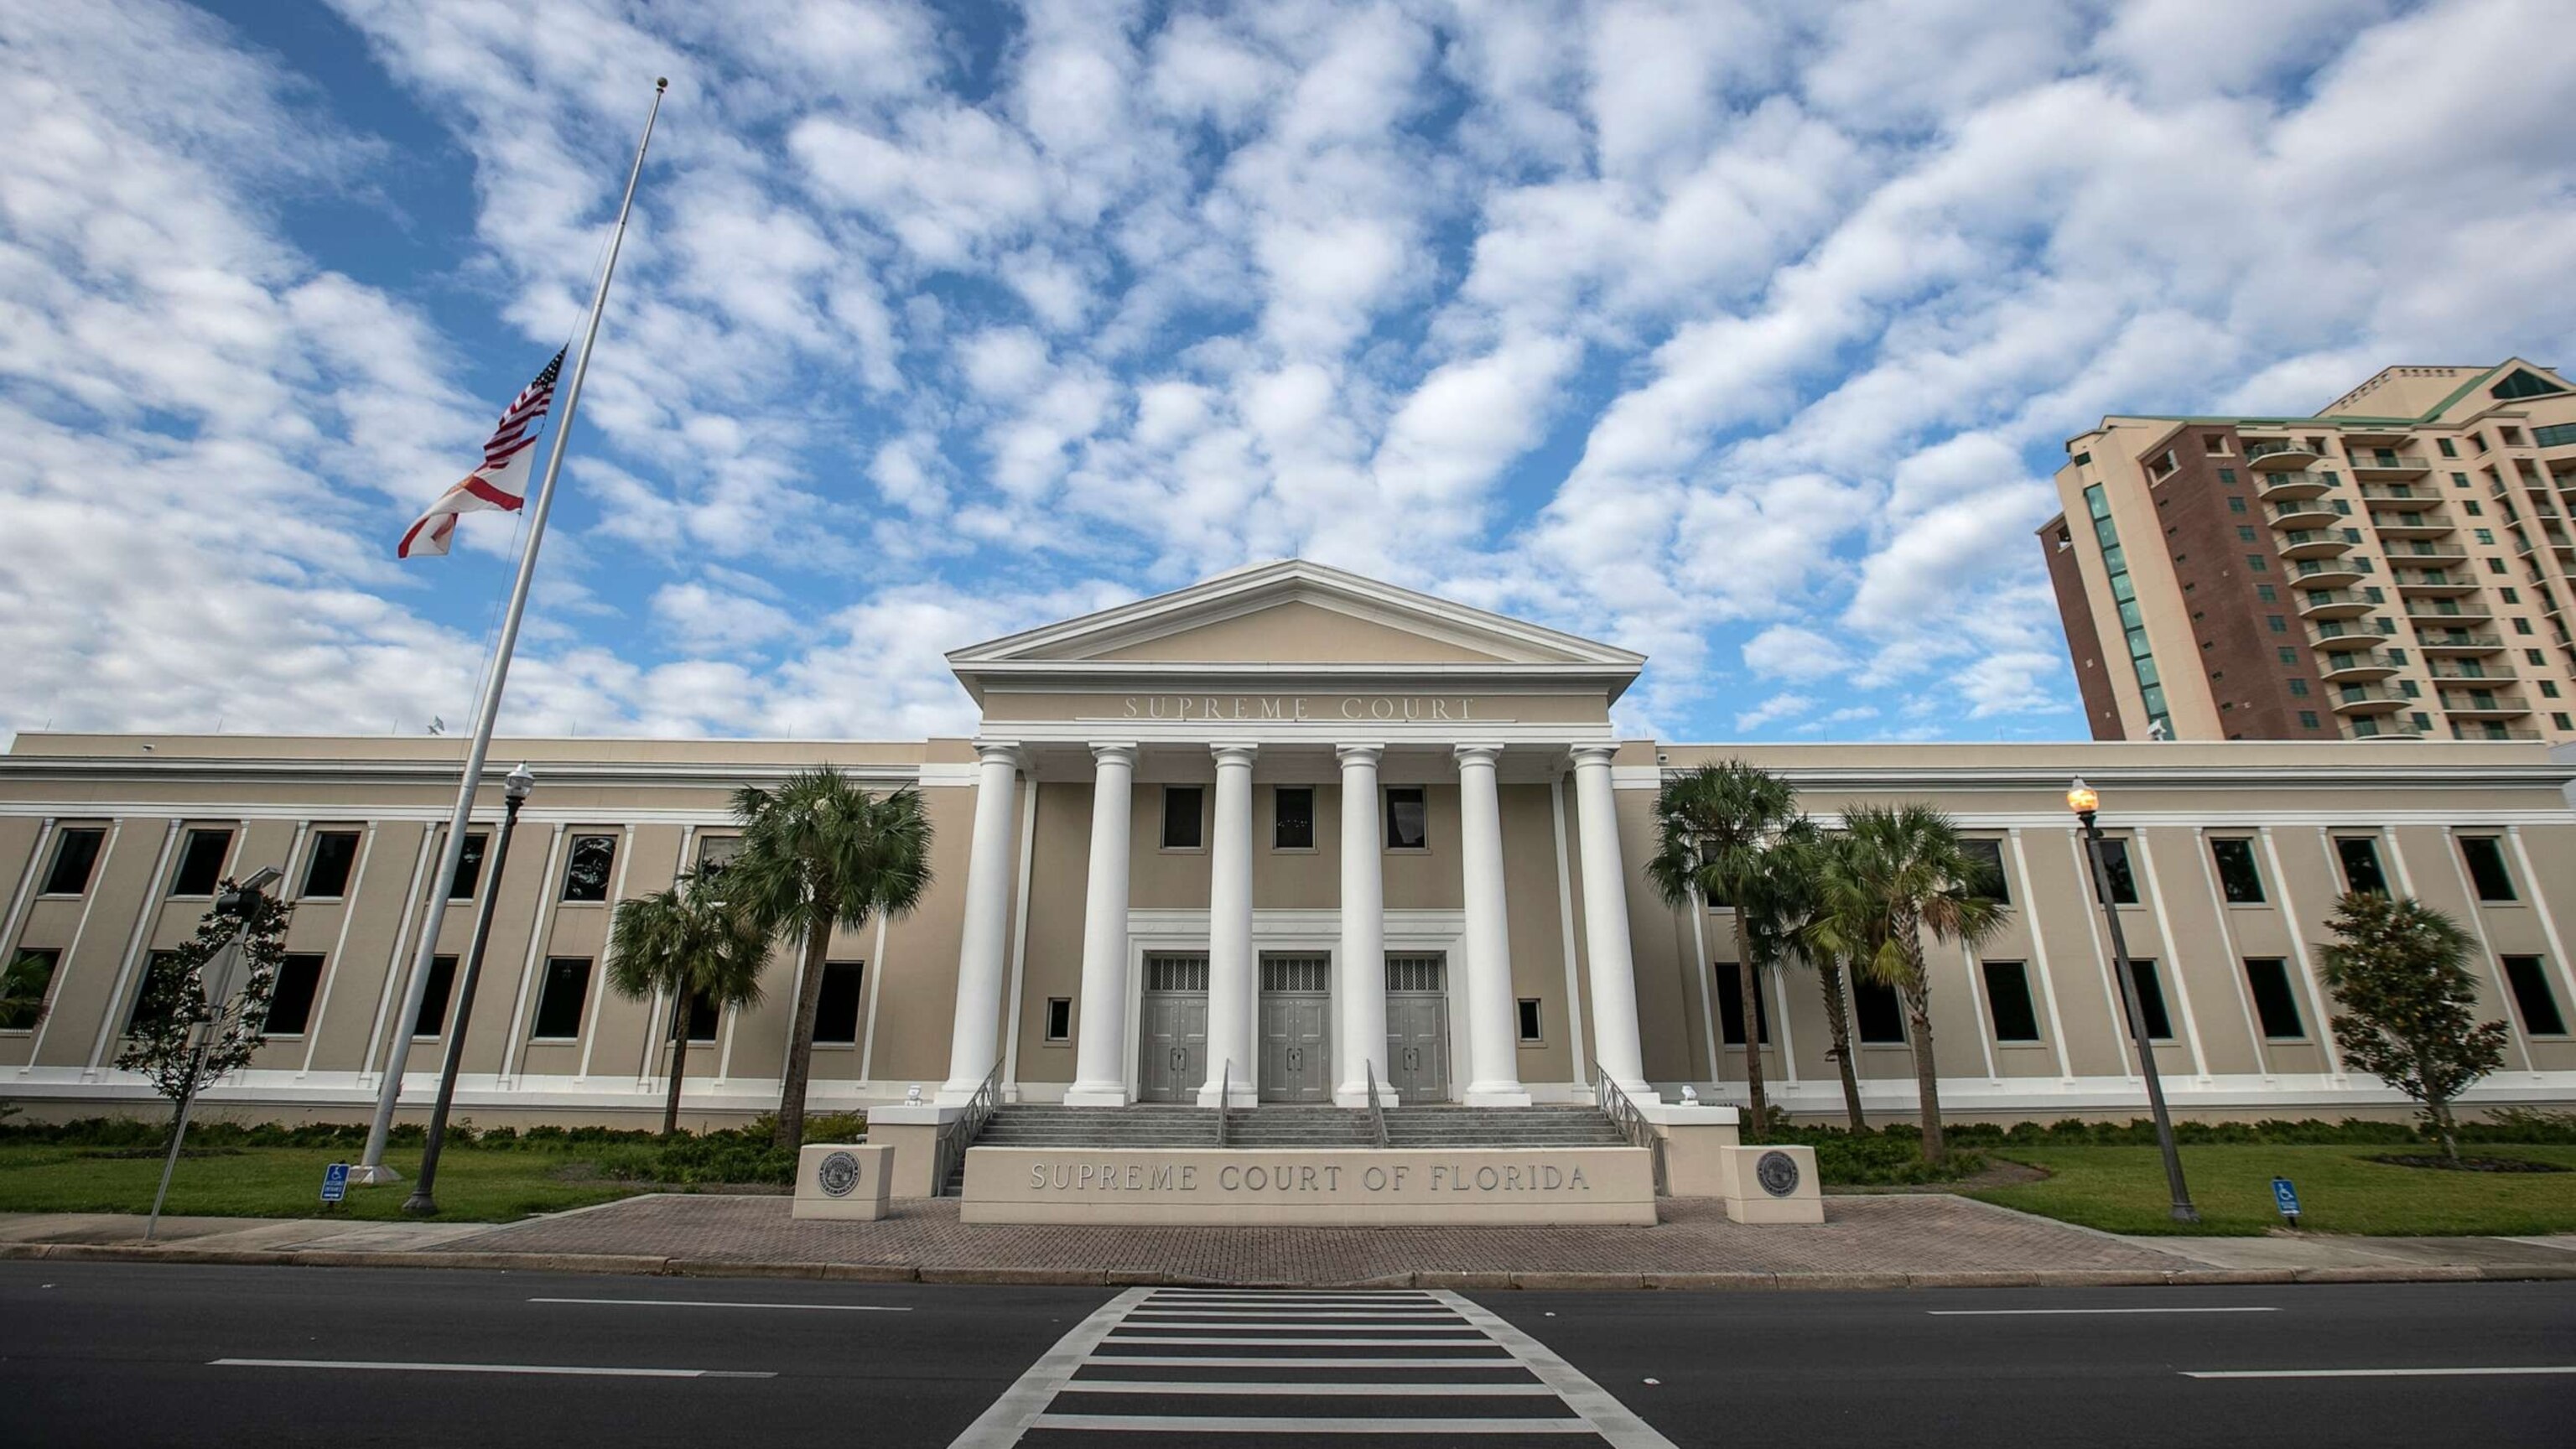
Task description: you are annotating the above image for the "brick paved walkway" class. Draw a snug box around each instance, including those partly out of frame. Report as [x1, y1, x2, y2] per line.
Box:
[434, 1193, 2199, 1283]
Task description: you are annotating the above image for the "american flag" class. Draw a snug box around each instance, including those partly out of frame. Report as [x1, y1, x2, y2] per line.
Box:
[397, 348, 567, 559]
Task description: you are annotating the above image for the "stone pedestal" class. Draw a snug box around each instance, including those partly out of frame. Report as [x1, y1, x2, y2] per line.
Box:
[861, 1104, 958, 1200]
[792, 1143, 892, 1220]
[1637, 1101, 1742, 1197]
[1714, 1144, 1824, 1224]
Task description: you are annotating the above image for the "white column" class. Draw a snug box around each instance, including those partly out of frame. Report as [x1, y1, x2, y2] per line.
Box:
[1334, 744, 1390, 1106]
[1065, 743, 1136, 1106]
[1200, 743, 1259, 1107]
[1570, 745, 1654, 1101]
[1455, 744, 1530, 1105]
[941, 742, 1021, 1101]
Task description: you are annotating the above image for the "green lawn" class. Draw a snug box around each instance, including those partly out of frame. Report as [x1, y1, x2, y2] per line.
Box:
[0, 1143, 662, 1223]
[1972, 1142, 2576, 1237]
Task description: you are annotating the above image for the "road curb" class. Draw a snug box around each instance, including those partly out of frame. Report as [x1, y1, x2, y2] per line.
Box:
[7, 1241, 2573, 1289]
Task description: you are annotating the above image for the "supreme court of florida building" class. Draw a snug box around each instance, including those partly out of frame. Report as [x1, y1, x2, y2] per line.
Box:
[3, 560, 2574, 1139]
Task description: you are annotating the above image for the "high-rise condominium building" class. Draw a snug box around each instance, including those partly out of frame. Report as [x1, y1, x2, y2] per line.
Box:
[2042, 359, 2576, 743]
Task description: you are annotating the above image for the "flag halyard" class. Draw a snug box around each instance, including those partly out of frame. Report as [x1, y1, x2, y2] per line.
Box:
[397, 348, 567, 558]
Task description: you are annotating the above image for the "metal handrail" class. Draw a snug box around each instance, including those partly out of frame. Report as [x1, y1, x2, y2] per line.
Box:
[1215, 1060, 1230, 1147]
[1363, 1061, 1389, 1148]
[1592, 1062, 1667, 1196]
[932, 1058, 1002, 1197]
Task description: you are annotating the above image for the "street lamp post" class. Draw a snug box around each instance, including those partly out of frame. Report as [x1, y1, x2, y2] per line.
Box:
[2068, 776, 2199, 1224]
[403, 764, 534, 1217]
[145, 865, 284, 1241]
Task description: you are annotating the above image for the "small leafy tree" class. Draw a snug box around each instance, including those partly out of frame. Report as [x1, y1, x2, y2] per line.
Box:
[113, 884, 288, 1148]
[609, 866, 771, 1136]
[2316, 892, 2507, 1163]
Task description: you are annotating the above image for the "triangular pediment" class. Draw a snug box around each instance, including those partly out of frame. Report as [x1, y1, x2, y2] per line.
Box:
[947, 560, 1644, 701]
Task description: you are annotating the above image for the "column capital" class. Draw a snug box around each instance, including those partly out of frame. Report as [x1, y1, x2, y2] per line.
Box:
[1088, 741, 1139, 766]
[1209, 742, 1259, 769]
[1452, 743, 1505, 769]
[1566, 742, 1621, 768]
[1335, 743, 1385, 767]
[973, 740, 1023, 769]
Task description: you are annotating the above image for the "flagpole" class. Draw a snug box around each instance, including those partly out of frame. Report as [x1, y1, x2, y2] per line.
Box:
[354, 78, 669, 1184]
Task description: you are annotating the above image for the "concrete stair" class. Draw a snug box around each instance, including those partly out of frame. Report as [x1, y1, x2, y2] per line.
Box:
[942, 1102, 1629, 1193]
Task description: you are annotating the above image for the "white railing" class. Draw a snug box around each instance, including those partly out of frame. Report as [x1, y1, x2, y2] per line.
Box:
[1592, 1063, 1667, 1195]
[932, 1058, 1001, 1197]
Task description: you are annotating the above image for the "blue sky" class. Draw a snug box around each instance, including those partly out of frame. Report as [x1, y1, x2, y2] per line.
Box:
[4, 0, 2573, 745]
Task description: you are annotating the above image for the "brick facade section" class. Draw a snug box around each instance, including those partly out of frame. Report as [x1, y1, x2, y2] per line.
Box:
[2040, 514, 2126, 740]
[2148, 426, 2332, 740]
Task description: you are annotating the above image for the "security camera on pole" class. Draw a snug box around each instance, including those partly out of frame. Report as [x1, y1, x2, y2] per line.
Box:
[351, 80, 669, 1186]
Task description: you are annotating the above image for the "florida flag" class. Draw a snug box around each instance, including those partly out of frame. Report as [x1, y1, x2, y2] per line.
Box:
[397, 349, 566, 558]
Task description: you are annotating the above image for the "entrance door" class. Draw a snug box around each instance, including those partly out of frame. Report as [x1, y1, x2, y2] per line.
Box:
[1137, 953, 1208, 1103]
[1384, 952, 1450, 1101]
[1258, 953, 1331, 1103]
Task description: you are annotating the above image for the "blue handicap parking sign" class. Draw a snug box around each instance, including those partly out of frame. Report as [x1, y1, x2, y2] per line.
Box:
[321, 1161, 350, 1203]
[2271, 1176, 2300, 1218]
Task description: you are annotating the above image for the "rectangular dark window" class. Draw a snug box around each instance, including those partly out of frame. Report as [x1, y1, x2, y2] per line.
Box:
[1852, 976, 1905, 1043]
[1714, 963, 1770, 1046]
[413, 955, 458, 1036]
[1981, 961, 2041, 1041]
[1044, 996, 1072, 1043]
[2459, 836, 2516, 901]
[1, 948, 59, 1030]
[1161, 787, 1204, 850]
[2210, 839, 2265, 904]
[696, 834, 744, 875]
[2242, 958, 2304, 1039]
[683, 989, 720, 1043]
[2501, 957, 2567, 1036]
[2096, 838, 2141, 905]
[1385, 787, 1429, 850]
[170, 828, 231, 896]
[1960, 838, 2009, 904]
[301, 831, 360, 898]
[263, 953, 325, 1035]
[1517, 998, 1544, 1043]
[2125, 958, 2174, 1041]
[128, 951, 186, 1031]
[1274, 787, 1315, 850]
[41, 828, 105, 896]
[449, 834, 489, 899]
[2334, 836, 2387, 894]
[814, 961, 865, 1044]
[530, 958, 591, 1040]
[561, 834, 617, 902]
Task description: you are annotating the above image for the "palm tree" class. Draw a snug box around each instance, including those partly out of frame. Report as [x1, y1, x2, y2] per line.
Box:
[1647, 762, 1810, 1140]
[729, 768, 934, 1151]
[608, 866, 770, 1137]
[1805, 804, 2004, 1165]
[1770, 833, 1868, 1132]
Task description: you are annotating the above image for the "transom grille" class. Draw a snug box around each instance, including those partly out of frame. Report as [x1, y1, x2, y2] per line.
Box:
[1385, 953, 1446, 992]
[1143, 953, 1209, 992]
[1260, 954, 1331, 993]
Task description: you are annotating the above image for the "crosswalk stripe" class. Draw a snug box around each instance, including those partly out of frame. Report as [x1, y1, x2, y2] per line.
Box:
[1027, 1415, 1600, 1435]
[949, 1287, 1675, 1447]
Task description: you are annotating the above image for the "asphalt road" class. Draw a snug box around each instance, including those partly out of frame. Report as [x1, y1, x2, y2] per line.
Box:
[2, 1262, 2569, 1447]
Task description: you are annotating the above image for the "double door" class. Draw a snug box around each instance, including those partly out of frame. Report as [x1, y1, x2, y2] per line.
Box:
[1137, 952, 1208, 1104]
[1384, 952, 1450, 1101]
[1258, 954, 1330, 1103]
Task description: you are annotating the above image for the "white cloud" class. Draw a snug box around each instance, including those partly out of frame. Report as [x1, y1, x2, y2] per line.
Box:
[1734, 691, 1816, 732]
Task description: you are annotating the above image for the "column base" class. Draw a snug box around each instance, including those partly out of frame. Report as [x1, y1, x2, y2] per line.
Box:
[1613, 1078, 1663, 1104]
[1462, 1084, 1533, 1107]
[1197, 1084, 1259, 1109]
[1060, 1084, 1132, 1107]
[934, 1078, 995, 1106]
[345, 1164, 403, 1187]
[1333, 1085, 1400, 1108]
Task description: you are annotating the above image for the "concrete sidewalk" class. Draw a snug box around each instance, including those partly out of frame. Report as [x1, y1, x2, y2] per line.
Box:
[5, 1194, 2574, 1290]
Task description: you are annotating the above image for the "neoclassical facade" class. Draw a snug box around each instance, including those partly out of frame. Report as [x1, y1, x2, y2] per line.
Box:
[3, 561, 2573, 1125]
